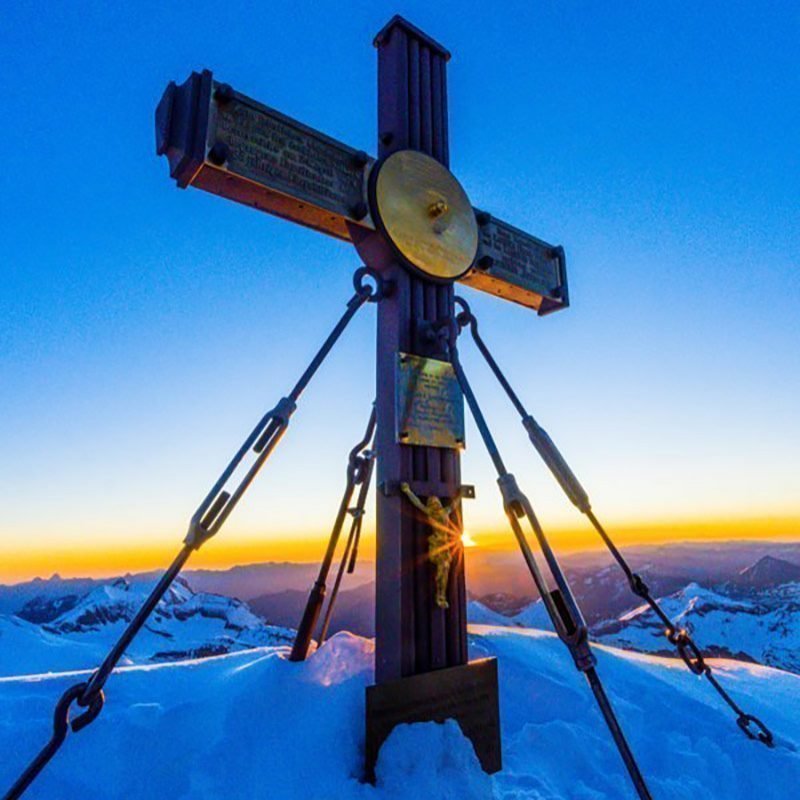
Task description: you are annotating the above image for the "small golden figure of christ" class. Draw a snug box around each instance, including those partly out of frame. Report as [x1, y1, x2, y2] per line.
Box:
[400, 482, 462, 609]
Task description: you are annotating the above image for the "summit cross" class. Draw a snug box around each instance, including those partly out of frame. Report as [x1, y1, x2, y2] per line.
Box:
[156, 14, 568, 776]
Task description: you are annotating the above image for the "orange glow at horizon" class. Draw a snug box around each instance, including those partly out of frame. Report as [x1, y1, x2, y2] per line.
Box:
[1, 514, 798, 584]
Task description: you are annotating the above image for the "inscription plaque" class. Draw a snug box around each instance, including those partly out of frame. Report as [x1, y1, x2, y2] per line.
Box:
[208, 90, 372, 234]
[155, 69, 375, 241]
[365, 658, 502, 781]
[395, 353, 465, 449]
[462, 211, 569, 315]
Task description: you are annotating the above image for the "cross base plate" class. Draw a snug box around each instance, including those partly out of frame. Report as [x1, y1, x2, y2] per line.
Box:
[365, 657, 502, 781]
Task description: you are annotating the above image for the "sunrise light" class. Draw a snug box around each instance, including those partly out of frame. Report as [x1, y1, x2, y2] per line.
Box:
[461, 531, 478, 548]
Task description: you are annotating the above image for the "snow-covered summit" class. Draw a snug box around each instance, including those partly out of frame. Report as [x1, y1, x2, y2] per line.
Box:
[468, 596, 553, 631]
[0, 627, 797, 799]
[0, 577, 293, 678]
[595, 580, 800, 673]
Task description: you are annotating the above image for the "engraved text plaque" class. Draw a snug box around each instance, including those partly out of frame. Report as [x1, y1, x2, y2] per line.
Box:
[462, 212, 568, 315]
[395, 353, 465, 449]
[155, 70, 375, 241]
[207, 90, 372, 237]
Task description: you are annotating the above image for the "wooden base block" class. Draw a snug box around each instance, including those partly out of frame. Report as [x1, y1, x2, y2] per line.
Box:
[365, 658, 502, 781]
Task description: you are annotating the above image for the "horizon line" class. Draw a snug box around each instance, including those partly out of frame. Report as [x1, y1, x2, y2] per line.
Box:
[2, 513, 798, 585]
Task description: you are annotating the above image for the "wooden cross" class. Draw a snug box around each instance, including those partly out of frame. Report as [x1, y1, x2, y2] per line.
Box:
[156, 15, 568, 776]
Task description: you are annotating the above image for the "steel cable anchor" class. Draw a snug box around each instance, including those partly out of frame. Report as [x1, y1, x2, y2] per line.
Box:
[452, 294, 775, 749]
[446, 323, 653, 800]
[2, 267, 386, 800]
[1, 683, 103, 800]
[290, 404, 378, 661]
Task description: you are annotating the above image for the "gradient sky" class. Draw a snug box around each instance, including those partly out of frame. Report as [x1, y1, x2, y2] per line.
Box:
[1, 2, 798, 582]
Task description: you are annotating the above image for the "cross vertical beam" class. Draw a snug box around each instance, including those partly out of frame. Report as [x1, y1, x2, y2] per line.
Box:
[158, 14, 503, 774]
[369, 17, 467, 683]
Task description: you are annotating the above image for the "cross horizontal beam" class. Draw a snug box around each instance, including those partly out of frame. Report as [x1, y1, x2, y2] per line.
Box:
[156, 70, 374, 242]
[156, 70, 568, 315]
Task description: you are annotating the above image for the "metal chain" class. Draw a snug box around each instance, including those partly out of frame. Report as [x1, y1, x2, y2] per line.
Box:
[447, 324, 653, 800]
[318, 423, 377, 645]
[2, 267, 386, 800]
[454, 295, 774, 748]
[289, 405, 377, 661]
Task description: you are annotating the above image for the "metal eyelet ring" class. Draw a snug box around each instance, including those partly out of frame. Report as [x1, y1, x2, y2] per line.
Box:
[353, 266, 385, 302]
[454, 295, 473, 321]
[52, 682, 104, 740]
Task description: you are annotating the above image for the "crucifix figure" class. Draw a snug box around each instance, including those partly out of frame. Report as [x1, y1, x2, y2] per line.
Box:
[400, 482, 462, 609]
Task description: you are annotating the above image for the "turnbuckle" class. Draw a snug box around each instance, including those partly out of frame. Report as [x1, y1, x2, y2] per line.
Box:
[185, 265, 385, 552]
[497, 473, 595, 672]
[290, 404, 377, 661]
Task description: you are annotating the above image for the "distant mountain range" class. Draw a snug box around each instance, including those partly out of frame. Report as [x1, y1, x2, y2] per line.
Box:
[468, 554, 800, 674]
[593, 576, 800, 672]
[2, 544, 799, 678]
[249, 580, 375, 638]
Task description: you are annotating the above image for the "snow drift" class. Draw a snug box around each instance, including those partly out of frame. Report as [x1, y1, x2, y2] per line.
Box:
[1, 625, 798, 799]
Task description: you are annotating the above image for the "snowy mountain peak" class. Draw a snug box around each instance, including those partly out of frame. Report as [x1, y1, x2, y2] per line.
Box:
[1, 578, 294, 678]
[45, 577, 269, 638]
[595, 580, 800, 673]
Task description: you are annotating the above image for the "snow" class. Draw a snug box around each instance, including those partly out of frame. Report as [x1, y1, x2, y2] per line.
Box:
[376, 720, 492, 799]
[0, 615, 106, 678]
[467, 598, 551, 630]
[467, 600, 512, 627]
[596, 582, 800, 673]
[510, 600, 550, 630]
[1, 626, 797, 799]
[0, 578, 293, 678]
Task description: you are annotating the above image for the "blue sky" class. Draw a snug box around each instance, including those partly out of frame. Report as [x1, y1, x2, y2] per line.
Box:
[1, 2, 798, 578]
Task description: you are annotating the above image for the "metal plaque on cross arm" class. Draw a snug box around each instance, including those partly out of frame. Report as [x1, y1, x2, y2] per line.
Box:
[462, 212, 568, 315]
[395, 353, 465, 449]
[155, 70, 376, 241]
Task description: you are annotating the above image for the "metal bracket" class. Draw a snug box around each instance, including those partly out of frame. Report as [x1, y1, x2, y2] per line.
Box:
[381, 480, 474, 500]
[413, 317, 451, 358]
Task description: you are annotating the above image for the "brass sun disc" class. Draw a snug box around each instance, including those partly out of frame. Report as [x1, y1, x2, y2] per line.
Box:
[372, 150, 478, 280]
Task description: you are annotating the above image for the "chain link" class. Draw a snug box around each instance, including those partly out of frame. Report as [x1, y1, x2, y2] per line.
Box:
[290, 405, 377, 661]
[318, 424, 377, 645]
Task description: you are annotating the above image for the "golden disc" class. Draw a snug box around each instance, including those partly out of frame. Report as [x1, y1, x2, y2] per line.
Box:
[372, 150, 478, 280]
